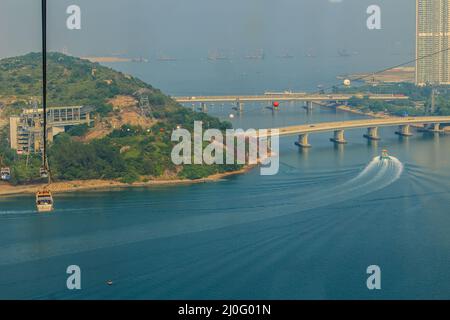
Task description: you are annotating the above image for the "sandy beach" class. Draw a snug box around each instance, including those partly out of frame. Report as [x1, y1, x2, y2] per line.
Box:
[0, 166, 254, 197]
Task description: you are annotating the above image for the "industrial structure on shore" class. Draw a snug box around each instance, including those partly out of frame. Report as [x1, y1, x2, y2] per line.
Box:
[9, 105, 92, 154]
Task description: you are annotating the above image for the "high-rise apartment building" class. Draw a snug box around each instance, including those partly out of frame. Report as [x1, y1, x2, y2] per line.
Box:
[416, 0, 450, 86]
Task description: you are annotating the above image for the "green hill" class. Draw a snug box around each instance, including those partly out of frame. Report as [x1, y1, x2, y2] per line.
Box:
[0, 52, 172, 113]
[0, 53, 240, 184]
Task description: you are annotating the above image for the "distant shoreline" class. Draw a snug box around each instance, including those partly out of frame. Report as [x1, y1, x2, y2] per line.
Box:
[81, 56, 132, 63]
[335, 105, 387, 118]
[0, 166, 254, 197]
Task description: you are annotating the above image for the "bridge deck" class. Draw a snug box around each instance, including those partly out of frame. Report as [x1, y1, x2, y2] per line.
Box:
[174, 94, 408, 103]
[255, 116, 450, 137]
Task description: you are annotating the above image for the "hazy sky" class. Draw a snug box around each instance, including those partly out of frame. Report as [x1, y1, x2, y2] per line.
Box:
[0, 0, 415, 59]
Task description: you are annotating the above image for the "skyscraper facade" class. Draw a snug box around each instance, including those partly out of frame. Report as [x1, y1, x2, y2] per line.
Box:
[416, 0, 450, 86]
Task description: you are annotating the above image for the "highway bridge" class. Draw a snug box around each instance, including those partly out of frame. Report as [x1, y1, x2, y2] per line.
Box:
[174, 93, 409, 104]
[253, 116, 450, 148]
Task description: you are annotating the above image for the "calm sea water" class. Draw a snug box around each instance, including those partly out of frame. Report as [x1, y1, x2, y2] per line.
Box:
[1, 57, 450, 299]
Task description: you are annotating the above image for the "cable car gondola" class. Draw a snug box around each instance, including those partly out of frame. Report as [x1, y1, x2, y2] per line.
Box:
[1, 167, 11, 181]
[36, 188, 54, 213]
[40, 166, 49, 179]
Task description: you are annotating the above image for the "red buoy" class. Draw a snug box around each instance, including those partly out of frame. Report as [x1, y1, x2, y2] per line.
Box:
[273, 101, 280, 108]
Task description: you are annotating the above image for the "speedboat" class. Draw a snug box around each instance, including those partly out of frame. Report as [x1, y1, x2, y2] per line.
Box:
[380, 149, 391, 161]
[36, 189, 54, 213]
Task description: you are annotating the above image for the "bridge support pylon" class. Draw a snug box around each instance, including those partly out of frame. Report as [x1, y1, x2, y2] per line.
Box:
[330, 130, 347, 145]
[395, 125, 413, 137]
[303, 101, 313, 111]
[429, 123, 443, 133]
[238, 102, 244, 113]
[295, 133, 311, 148]
[363, 127, 381, 141]
[431, 123, 441, 132]
[418, 123, 445, 134]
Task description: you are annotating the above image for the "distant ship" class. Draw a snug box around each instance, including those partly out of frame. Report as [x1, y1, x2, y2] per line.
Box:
[208, 50, 229, 61]
[157, 53, 177, 61]
[338, 49, 351, 57]
[338, 49, 359, 57]
[305, 48, 317, 58]
[245, 49, 265, 60]
[131, 57, 149, 63]
[277, 51, 294, 59]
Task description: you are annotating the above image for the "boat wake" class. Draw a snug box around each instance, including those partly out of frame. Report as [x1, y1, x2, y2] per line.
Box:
[298, 156, 404, 209]
[0, 210, 36, 216]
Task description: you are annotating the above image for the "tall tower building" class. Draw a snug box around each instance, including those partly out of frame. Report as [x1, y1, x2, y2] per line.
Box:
[416, 0, 450, 86]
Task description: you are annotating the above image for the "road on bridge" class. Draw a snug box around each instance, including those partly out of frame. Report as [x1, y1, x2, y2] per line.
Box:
[254, 116, 450, 138]
[174, 93, 409, 104]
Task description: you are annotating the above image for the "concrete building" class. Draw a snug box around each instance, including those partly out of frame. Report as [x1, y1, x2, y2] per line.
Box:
[416, 0, 450, 86]
[9, 106, 91, 154]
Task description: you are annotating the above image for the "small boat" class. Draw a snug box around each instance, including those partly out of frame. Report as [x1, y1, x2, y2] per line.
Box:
[106, 280, 113, 286]
[338, 49, 352, 57]
[278, 53, 294, 59]
[380, 149, 391, 161]
[0, 167, 11, 181]
[36, 189, 54, 213]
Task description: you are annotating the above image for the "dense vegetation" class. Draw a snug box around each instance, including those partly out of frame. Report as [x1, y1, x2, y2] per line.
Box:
[0, 53, 241, 185]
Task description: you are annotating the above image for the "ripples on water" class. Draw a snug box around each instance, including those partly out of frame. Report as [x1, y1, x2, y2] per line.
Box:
[0, 157, 404, 266]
